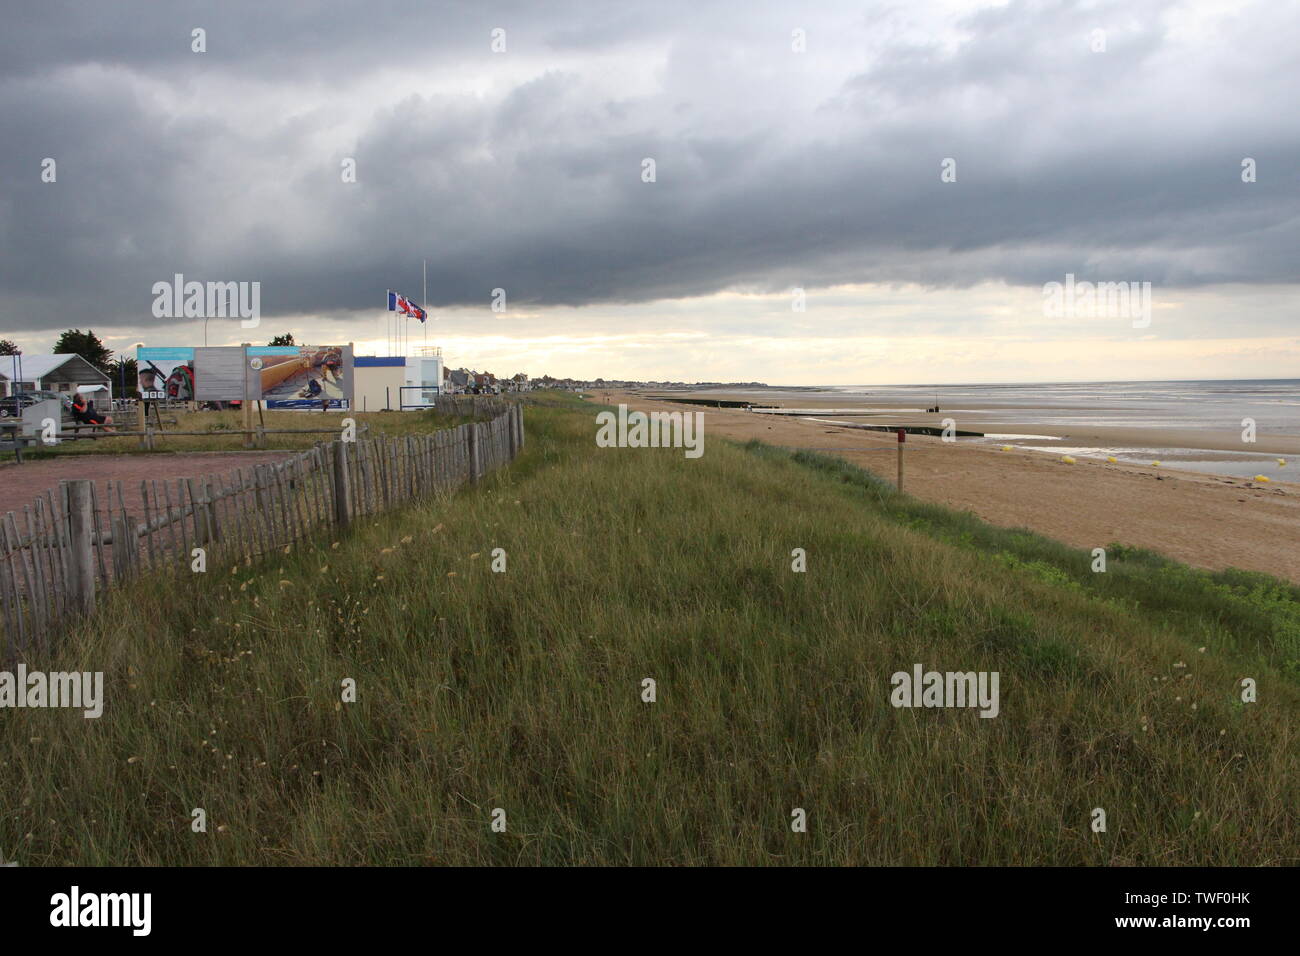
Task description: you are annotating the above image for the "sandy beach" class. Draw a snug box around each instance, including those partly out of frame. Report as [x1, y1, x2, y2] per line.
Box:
[604, 389, 1300, 583]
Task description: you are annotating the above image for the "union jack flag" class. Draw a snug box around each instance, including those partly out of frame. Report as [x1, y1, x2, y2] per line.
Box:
[387, 290, 427, 322]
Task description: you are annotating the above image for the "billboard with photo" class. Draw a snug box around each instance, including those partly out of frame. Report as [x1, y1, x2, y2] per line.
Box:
[136, 347, 195, 401]
[247, 345, 353, 409]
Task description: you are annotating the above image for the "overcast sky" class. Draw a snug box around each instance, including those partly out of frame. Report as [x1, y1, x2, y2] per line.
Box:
[1, 0, 1296, 383]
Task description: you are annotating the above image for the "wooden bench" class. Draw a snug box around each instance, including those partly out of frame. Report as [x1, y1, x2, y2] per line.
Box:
[0, 422, 38, 463]
[58, 421, 118, 440]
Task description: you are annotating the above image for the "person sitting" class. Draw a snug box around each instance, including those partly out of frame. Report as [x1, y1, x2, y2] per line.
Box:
[70, 393, 116, 432]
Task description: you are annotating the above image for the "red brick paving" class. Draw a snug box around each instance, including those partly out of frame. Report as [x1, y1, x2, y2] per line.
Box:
[0, 451, 293, 517]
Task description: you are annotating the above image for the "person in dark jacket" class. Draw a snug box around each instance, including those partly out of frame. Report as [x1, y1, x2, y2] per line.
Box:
[71, 393, 115, 431]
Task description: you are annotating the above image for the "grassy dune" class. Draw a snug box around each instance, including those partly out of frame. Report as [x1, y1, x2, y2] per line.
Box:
[1, 393, 1296, 865]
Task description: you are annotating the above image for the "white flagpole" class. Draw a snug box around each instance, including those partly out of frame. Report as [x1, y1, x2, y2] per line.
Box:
[423, 258, 428, 349]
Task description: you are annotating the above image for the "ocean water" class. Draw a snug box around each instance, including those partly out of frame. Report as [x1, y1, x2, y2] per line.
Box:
[1000, 444, 1292, 481]
[817, 379, 1300, 481]
[823, 379, 1300, 435]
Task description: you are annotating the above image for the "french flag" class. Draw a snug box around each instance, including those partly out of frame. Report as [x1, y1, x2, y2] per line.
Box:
[387, 291, 428, 322]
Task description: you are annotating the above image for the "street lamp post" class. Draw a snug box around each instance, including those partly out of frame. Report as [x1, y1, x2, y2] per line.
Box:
[124, 342, 145, 408]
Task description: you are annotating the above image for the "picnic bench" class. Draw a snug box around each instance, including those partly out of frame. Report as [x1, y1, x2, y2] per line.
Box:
[0, 421, 38, 463]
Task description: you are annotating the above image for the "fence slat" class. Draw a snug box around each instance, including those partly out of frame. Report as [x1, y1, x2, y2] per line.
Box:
[6, 512, 41, 647]
[0, 519, 27, 652]
[89, 482, 108, 589]
[22, 507, 50, 646]
[36, 496, 64, 625]
[45, 491, 70, 625]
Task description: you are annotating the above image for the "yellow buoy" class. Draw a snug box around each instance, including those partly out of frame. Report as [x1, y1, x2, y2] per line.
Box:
[1151, 461, 1161, 467]
[1061, 455, 1076, 464]
[1254, 475, 1271, 483]
[1106, 456, 1118, 463]
[1000, 445, 1012, 451]
[1278, 459, 1287, 466]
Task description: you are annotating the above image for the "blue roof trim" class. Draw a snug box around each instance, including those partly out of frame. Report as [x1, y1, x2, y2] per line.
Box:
[355, 356, 406, 367]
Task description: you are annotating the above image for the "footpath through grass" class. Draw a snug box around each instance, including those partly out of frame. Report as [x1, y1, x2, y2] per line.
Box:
[1, 393, 1296, 865]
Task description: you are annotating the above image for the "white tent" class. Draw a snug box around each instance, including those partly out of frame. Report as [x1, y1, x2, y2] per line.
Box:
[11, 354, 111, 397]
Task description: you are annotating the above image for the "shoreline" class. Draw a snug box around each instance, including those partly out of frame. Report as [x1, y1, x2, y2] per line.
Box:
[644, 389, 1300, 458]
[607, 389, 1300, 583]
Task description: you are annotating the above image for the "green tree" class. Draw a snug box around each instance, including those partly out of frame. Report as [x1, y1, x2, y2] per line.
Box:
[268, 333, 296, 347]
[0, 339, 19, 355]
[108, 356, 139, 399]
[53, 329, 113, 374]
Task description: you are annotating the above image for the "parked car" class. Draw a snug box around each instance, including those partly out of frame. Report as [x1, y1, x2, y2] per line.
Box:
[0, 390, 71, 417]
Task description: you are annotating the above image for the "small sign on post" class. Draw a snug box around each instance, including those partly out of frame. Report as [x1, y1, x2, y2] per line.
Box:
[897, 428, 905, 491]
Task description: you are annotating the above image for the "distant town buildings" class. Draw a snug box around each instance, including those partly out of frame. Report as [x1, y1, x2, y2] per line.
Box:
[438, 366, 766, 395]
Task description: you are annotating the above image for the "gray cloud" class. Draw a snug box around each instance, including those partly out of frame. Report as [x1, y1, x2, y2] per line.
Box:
[1, 0, 1297, 339]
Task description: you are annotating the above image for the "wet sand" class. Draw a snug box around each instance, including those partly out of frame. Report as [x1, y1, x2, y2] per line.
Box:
[647, 390, 1300, 456]
[605, 390, 1300, 584]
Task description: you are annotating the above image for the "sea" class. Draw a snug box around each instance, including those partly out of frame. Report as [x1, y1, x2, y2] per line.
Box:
[760, 379, 1300, 481]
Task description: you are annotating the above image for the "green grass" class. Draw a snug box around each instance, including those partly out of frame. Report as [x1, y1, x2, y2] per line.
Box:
[754, 444, 1300, 681]
[1, 393, 1296, 865]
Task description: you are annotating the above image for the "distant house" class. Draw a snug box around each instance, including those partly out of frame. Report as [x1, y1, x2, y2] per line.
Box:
[445, 368, 472, 393]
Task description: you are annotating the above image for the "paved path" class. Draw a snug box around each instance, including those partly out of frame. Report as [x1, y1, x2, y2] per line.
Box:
[0, 451, 293, 517]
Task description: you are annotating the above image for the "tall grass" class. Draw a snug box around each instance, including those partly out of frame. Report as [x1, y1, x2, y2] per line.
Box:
[1, 395, 1295, 865]
[752, 444, 1300, 682]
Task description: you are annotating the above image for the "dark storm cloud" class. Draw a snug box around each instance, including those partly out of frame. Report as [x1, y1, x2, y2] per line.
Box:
[1, 0, 1297, 337]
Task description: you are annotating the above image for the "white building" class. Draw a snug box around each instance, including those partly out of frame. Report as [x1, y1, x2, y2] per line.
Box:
[352, 350, 444, 411]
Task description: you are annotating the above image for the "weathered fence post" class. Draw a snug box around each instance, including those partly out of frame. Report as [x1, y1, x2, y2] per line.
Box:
[113, 513, 136, 577]
[187, 478, 211, 546]
[62, 479, 96, 616]
[516, 403, 525, 450]
[242, 396, 254, 449]
[467, 421, 481, 483]
[205, 479, 221, 544]
[332, 440, 352, 527]
[896, 427, 905, 491]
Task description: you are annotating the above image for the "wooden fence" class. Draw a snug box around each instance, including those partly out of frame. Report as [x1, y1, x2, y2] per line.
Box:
[0, 403, 525, 656]
[88, 394, 517, 450]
